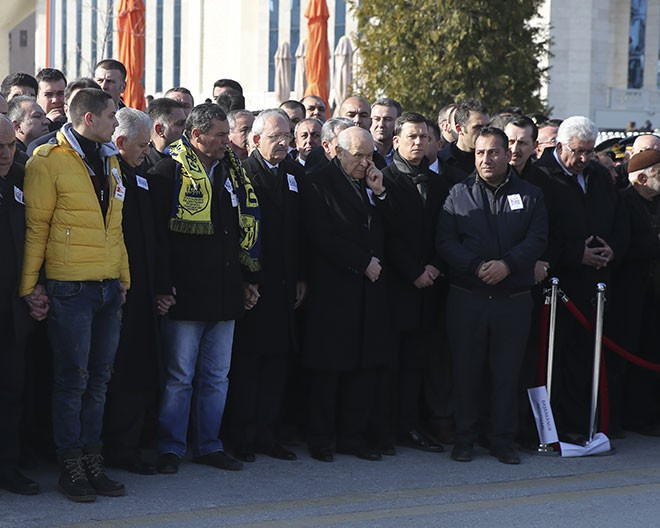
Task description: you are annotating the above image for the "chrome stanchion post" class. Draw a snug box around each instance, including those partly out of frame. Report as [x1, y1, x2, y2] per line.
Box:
[588, 283, 607, 444]
[546, 277, 559, 400]
[537, 277, 560, 454]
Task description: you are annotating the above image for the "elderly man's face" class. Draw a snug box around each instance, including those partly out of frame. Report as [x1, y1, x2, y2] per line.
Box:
[256, 115, 291, 165]
[631, 163, 660, 195]
[0, 120, 16, 178]
[15, 101, 50, 143]
[118, 126, 151, 168]
[557, 138, 595, 174]
[336, 134, 374, 179]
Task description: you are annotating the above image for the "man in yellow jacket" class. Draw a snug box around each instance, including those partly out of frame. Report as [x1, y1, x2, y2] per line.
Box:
[20, 88, 130, 503]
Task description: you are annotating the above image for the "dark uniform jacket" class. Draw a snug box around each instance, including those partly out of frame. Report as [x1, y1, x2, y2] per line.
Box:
[148, 155, 258, 322]
[235, 150, 304, 357]
[437, 168, 548, 297]
[301, 157, 392, 370]
[381, 151, 449, 330]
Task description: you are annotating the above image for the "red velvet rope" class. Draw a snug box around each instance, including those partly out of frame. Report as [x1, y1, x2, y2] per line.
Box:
[562, 298, 660, 373]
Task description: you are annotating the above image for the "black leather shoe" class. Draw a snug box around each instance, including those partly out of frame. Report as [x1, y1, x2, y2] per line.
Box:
[490, 446, 520, 465]
[257, 444, 297, 461]
[398, 429, 444, 453]
[309, 446, 334, 463]
[337, 446, 382, 461]
[234, 446, 256, 463]
[156, 453, 181, 474]
[107, 455, 157, 475]
[450, 444, 473, 462]
[0, 469, 40, 495]
[376, 444, 397, 456]
[193, 451, 243, 471]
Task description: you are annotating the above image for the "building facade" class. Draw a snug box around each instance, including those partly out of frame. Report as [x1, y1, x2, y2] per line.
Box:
[2, 0, 660, 128]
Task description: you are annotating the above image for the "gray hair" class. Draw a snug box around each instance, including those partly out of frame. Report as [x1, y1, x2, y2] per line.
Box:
[321, 117, 354, 144]
[7, 95, 37, 123]
[556, 116, 597, 145]
[184, 102, 227, 135]
[227, 109, 254, 131]
[337, 126, 372, 151]
[112, 107, 151, 142]
[294, 117, 323, 136]
[252, 108, 289, 136]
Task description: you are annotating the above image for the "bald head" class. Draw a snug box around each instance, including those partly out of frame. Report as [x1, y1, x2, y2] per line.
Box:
[0, 115, 16, 178]
[631, 134, 660, 156]
[336, 127, 375, 179]
[339, 96, 372, 130]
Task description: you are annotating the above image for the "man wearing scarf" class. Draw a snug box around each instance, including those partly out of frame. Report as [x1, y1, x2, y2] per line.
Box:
[373, 113, 450, 454]
[148, 103, 261, 475]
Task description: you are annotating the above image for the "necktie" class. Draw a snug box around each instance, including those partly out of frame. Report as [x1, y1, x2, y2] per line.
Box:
[411, 173, 428, 202]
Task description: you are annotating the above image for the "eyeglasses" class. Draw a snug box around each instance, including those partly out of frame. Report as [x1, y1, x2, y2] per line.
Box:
[564, 144, 595, 157]
[265, 133, 292, 143]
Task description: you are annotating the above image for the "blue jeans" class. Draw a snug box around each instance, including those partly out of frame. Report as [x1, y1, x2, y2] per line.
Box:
[47, 279, 123, 454]
[157, 319, 235, 458]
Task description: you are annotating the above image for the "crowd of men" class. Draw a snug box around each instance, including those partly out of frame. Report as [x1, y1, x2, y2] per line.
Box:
[2, 58, 660, 503]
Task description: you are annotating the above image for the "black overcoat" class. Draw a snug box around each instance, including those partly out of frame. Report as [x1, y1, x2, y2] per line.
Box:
[301, 158, 392, 370]
[380, 153, 449, 331]
[234, 151, 304, 356]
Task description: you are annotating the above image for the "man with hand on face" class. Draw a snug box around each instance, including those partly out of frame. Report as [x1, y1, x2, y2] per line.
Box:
[301, 127, 392, 463]
[375, 113, 450, 454]
[36, 68, 68, 131]
[148, 103, 262, 476]
[438, 127, 547, 466]
[226, 109, 305, 463]
[20, 88, 129, 502]
[303, 117, 354, 172]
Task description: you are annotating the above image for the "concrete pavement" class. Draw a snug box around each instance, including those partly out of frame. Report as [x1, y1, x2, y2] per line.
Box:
[3, 433, 660, 527]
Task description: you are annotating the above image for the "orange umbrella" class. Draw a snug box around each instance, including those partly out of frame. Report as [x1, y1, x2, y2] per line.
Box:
[117, 0, 146, 110]
[304, 0, 330, 119]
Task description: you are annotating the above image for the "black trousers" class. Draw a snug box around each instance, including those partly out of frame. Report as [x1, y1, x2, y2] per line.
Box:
[307, 367, 380, 450]
[447, 287, 532, 448]
[103, 388, 158, 460]
[0, 293, 25, 473]
[226, 352, 289, 447]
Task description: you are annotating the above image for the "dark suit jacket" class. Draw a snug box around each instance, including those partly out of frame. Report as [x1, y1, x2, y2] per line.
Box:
[532, 151, 629, 308]
[3, 164, 32, 347]
[234, 150, 305, 357]
[380, 152, 450, 331]
[301, 157, 392, 370]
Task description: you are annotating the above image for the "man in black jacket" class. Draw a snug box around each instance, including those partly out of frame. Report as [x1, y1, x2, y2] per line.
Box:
[227, 109, 305, 462]
[438, 127, 547, 465]
[302, 127, 392, 463]
[376, 113, 449, 453]
[148, 103, 261, 474]
[0, 116, 45, 495]
[103, 108, 159, 475]
[532, 116, 629, 439]
[142, 98, 187, 172]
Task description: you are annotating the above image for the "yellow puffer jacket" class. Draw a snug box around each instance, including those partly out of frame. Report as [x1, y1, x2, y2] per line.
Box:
[19, 126, 130, 297]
